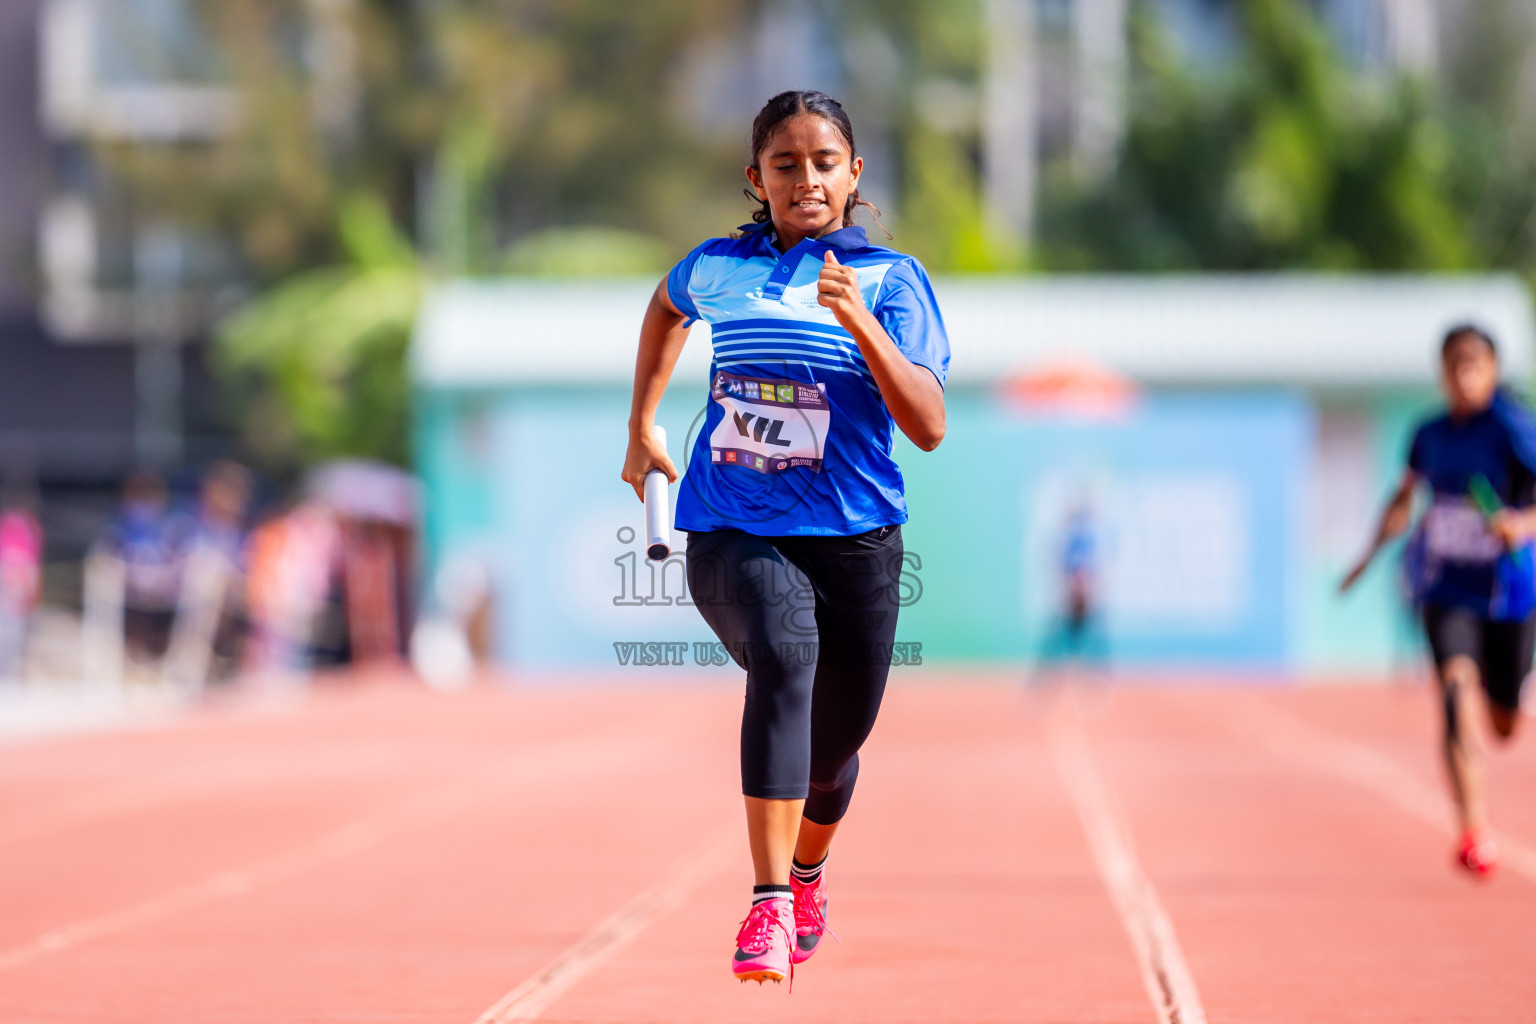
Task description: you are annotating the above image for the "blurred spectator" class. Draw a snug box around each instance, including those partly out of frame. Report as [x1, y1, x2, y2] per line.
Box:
[88, 463, 254, 689]
[99, 473, 188, 663]
[307, 461, 418, 670]
[244, 499, 339, 678]
[410, 552, 493, 692]
[191, 461, 253, 562]
[162, 462, 253, 689]
[342, 519, 403, 668]
[0, 494, 43, 681]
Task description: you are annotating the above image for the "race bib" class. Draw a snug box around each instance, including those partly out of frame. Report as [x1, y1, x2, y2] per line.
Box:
[709, 371, 830, 474]
[1422, 498, 1502, 563]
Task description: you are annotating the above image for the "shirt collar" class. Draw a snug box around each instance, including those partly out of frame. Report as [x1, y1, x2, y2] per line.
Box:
[817, 225, 868, 250]
[739, 221, 868, 254]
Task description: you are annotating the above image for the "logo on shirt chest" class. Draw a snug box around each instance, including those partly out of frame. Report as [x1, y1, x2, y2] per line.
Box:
[708, 371, 829, 474]
[773, 275, 875, 315]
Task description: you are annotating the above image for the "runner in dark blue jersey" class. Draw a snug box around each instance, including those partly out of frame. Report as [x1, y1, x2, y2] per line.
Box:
[621, 90, 948, 982]
[1342, 325, 1536, 877]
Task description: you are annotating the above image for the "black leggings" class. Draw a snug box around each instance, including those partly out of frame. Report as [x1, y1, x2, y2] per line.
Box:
[686, 525, 904, 824]
[1422, 604, 1536, 712]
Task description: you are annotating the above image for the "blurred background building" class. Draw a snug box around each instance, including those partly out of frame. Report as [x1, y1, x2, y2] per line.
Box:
[3, 0, 1536, 685]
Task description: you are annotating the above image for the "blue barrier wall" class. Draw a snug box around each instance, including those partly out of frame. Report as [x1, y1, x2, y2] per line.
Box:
[417, 386, 1330, 672]
[897, 392, 1311, 669]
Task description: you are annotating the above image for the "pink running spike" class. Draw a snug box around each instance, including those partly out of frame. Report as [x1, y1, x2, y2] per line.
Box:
[732, 897, 794, 985]
[1457, 829, 1499, 877]
[790, 873, 839, 965]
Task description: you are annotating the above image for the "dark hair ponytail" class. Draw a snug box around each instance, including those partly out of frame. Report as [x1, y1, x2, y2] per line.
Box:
[745, 90, 884, 232]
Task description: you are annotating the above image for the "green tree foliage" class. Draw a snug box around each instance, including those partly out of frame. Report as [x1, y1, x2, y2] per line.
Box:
[105, 0, 1023, 471]
[97, 0, 1536, 468]
[843, 0, 1008, 269]
[214, 195, 418, 468]
[115, 0, 748, 274]
[1040, 0, 1536, 272]
[109, 0, 753, 470]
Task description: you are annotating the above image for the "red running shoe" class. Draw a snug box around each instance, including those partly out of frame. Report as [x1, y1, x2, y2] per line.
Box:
[1457, 830, 1499, 877]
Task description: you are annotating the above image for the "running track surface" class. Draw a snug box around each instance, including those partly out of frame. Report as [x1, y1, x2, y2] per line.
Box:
[3, 674, 1535, 1023]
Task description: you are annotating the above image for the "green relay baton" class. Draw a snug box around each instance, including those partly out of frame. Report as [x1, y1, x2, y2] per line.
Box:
[1469, 472, 1536, 619]
[1469, 473, 1504, 519]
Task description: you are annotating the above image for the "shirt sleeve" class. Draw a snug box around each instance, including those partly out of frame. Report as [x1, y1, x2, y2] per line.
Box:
[873, 258, 950, 389]
[665, 241, 711, 326]
[1490, 390, 1536, 505]
[1494, 389, 1536, 473]
[1407, 424, 1428, 474]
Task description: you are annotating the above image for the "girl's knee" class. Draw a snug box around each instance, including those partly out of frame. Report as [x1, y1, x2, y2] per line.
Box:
[1439, 655, 1480, 692]
[808, 751, 858, 791]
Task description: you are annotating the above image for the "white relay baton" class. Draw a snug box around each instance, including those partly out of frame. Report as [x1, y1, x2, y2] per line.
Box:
[643, 426, 672, 561]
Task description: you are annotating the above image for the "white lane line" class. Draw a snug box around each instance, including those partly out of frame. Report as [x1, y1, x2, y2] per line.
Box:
[1050, 706, 1208, 1024]
[0, 737, 639, 972]
[473, 826, 737, 1023]
[0, 756, 364, 847]
[1235, 696, 1536, 884]
[0, 773, 231, 846]
[0, 780, 484, 972]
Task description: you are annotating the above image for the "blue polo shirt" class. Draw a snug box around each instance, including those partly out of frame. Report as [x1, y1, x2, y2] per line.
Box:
[666, 222, 949, 536]
[1406, 389, 1536, 616]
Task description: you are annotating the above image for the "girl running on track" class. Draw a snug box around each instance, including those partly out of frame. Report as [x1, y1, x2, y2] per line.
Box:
[621, 90, 949, 982]
[1342, 325, 1536, 877]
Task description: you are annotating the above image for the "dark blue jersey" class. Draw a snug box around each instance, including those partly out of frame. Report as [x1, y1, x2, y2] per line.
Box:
[1406, 390, 1536, 617]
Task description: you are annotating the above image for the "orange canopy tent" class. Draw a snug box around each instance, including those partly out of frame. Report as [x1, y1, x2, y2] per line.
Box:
[997, 358, 1141, 418]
